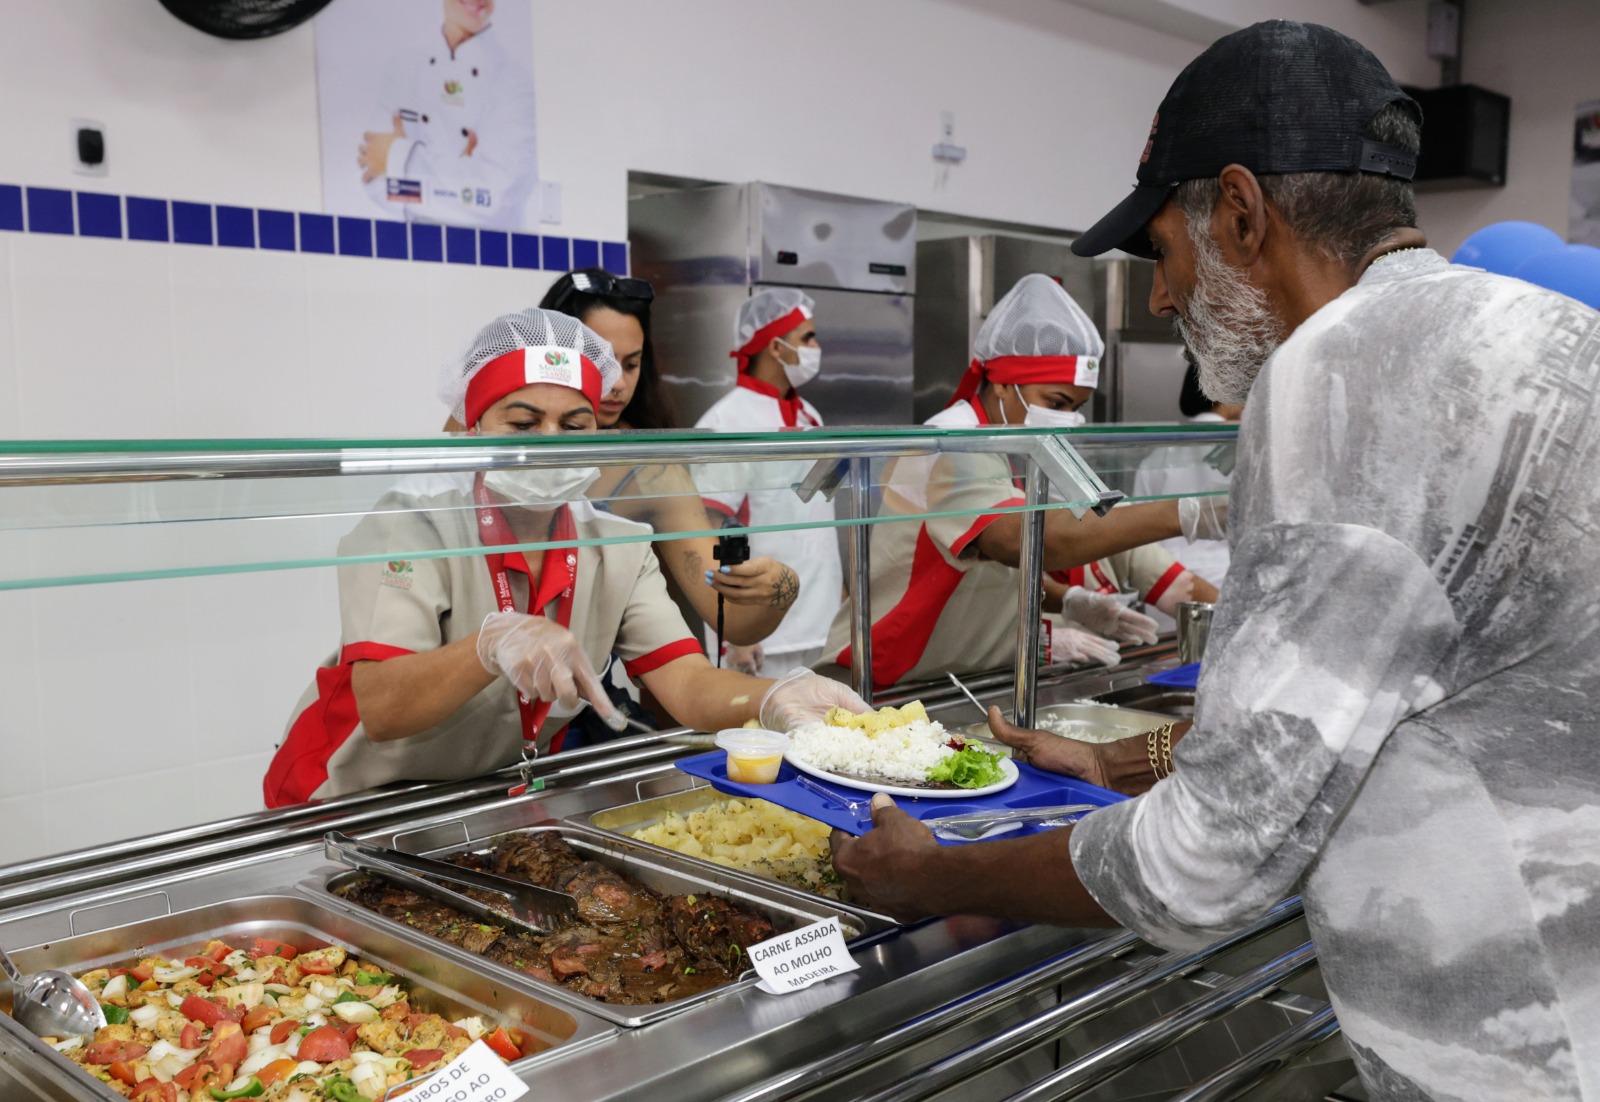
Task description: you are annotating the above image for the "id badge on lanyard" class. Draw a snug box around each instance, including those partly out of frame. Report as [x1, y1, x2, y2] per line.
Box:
[472, 479, 577, 793]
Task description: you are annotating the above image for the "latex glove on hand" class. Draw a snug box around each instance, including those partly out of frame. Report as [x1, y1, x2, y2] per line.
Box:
[1059, 586, 1160, 647]
[759, 669, 870, 731]
[1051, 625, 1121, 668]
[725, 642, 765, 675]
[1178, 496, 1228, 543]
[476, 611, 626, 731]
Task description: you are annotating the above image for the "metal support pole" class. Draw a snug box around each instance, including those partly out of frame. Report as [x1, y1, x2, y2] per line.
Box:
[848, 456, 874, 705]
[1012, 459, 1048, 727]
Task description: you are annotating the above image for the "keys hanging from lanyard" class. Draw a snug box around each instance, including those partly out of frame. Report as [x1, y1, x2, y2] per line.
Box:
[712, 533, 750, 668]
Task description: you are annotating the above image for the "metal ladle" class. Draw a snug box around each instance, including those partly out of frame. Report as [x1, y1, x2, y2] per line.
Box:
[0, 944, 105, 1038]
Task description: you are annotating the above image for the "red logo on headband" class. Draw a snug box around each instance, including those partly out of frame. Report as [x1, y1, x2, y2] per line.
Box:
[544, 350, 568, 367]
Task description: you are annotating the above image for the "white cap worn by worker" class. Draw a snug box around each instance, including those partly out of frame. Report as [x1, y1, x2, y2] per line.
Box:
[731, 287, 818, 386]
[439, 306, 623, 428]
[951, 273, 1104, 410]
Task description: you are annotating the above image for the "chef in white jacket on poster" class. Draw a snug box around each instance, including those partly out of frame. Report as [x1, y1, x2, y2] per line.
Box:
[692, 289, 844, 677]
[358, 0, 539, 231]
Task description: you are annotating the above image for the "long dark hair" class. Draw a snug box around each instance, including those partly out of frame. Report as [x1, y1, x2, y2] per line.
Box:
[538, 268, 673, 429]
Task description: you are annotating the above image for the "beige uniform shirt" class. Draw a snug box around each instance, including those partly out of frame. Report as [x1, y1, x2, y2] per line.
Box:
[265, 485, 699, 806]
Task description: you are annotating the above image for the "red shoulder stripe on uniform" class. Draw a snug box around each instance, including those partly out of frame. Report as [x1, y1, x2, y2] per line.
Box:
[1142, 562, 1187, 606]
[623, 638, 705, 678]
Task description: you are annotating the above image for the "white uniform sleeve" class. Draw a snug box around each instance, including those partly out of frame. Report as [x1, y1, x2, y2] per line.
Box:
[386, 68, 539, 226]
[690, 400, 750, 524]
[1069, 519, 1461, 950]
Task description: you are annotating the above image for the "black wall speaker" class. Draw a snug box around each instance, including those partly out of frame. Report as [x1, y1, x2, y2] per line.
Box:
[1401, 84, 1511, 191]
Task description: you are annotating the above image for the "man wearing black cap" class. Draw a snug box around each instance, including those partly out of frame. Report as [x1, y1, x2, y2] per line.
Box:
[833, 20, 1600, 1100]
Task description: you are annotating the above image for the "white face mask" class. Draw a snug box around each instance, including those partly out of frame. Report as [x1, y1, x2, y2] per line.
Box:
[1000, 385, 1087, 428]
[776, 339, 822, 389]
[483, 465, 600, 506]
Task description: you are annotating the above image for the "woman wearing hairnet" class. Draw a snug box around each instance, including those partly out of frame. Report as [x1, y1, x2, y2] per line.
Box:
[264, 308, 865, 807]
[817, 275, 1222, 690]
[691, 289, 844, 678]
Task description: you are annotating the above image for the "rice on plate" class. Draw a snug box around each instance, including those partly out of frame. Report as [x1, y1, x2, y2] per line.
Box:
[787, 702, 1006, 788]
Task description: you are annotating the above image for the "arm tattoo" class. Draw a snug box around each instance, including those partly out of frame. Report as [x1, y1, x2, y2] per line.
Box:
[770, 567, 799, 608]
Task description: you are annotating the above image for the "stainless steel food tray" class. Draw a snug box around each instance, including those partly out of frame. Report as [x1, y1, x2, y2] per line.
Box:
[0, 894, 613, 1102]
[304, 823, 885, 1028]
[956, 701, 1176, 745]
[579, 785, 898, 925]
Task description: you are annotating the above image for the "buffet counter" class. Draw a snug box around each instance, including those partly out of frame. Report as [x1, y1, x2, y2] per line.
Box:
[0, 658, 1357, 1102]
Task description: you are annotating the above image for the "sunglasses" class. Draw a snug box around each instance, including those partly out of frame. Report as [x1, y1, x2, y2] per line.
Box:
[555, 271, 655, 309]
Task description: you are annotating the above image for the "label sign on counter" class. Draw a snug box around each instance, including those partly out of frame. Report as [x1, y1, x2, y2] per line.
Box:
[403, 1039, 528, 1102]
[748, 916, 860, 994]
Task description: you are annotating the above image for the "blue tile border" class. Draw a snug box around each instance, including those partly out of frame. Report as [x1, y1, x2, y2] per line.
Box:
[76, 192, 122, 239]
[26, 187, 73, 235]
[0, 181, 627, 275]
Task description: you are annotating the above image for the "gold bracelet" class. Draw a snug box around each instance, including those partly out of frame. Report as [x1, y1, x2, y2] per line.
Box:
[1145, 722, 1176, 782]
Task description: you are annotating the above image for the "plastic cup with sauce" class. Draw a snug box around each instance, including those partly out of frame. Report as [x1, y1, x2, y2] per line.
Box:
[716, 728, 788, 785]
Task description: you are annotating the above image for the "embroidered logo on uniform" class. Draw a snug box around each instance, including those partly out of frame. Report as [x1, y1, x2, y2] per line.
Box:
[444, 79, 464, 95]
[474, 188, 491, 207]
[381, 560, 414, 590]
[544, 351, 569, 367]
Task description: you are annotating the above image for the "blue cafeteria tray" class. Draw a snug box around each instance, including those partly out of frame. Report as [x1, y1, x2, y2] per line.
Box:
[674, 750, 1126, 844]
[1146, 662, 1201, 689]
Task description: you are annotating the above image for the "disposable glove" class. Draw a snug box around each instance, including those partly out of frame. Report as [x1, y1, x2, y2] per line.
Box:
[1178, 496, 1228, 543]
[476, 611, 626, 730]
[1051, 625, 1122, 668]
[1060, 587, 1160, 647]
[759, 669, 871, 731]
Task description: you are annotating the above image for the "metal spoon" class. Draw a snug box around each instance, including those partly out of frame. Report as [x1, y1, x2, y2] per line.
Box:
[0, 944, 105, 1039]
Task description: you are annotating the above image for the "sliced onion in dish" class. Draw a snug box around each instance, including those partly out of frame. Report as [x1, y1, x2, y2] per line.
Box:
[331, 1000, 378, 1024]
[128, 1003, 162, 1029]
[47, 1036, 84, 1053]
[100, 974, 130, 1001]
[152, 965, 201, 984]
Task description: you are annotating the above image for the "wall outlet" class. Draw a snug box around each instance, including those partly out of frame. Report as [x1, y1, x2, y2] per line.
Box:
[540, 180, 562, 224]
[73, 118, 108, 177]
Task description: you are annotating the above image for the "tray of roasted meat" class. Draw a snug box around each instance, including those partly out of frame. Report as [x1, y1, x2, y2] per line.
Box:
[0, 894, 611, 1102]
[307, 824, 886, 1028]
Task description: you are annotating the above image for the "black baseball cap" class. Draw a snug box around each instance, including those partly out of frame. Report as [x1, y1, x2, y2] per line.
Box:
[1072, 20, 1422, 259]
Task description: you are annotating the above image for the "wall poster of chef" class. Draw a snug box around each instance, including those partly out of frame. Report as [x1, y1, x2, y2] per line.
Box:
[1573, 99, 1600, 248]
[315, 0, 540, 232]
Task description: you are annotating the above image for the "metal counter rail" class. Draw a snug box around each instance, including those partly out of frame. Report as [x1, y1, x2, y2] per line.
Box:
[999, 941, 1321, 1101]
[722, 929, 1145, 1102]
[1168, 1005, 1341, 1102]
[0, 736, 691, 910]
[831, 898, 1307, 1102]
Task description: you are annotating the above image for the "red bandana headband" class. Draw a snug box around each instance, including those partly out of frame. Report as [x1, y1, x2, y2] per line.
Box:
[465, 346, 605, 427]
[730, 306, 811, 373]
[947, 354, 1101, 407]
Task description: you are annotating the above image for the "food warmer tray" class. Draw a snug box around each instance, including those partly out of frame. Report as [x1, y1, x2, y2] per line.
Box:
[675, 751, 1127, 840]
[953, 700, 1177, 744]
[0, 894, 613, 1102]
[302, 823, 891, 1029]
[579, 782, 898, 925]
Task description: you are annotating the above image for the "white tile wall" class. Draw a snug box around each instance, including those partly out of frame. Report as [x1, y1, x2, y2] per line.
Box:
[10, 235, 178, 438]
[0, 236, 19, 438]
[0, 591, 44, 801]
[171, 248, 313, 435]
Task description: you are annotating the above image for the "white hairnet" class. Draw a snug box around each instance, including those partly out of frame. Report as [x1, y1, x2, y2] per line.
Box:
[733, 287, 815, 360]
[439, 307, 622, 426]
[974, 274, 1104, 362]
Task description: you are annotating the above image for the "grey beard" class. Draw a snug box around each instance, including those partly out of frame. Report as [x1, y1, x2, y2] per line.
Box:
[1175, 223, 1284, 405]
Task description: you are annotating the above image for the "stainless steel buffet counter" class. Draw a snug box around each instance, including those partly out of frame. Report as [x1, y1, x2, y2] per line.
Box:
[0, 657, 1362, 1102]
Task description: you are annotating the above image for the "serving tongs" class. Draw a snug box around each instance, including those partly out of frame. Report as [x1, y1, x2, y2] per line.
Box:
[922, 803, 1098, 841]
[324, 831, 578, 936]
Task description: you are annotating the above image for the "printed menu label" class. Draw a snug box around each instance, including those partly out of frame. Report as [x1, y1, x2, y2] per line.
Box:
[748, 915, 861, 994]
[406, 1039, 528, 1101]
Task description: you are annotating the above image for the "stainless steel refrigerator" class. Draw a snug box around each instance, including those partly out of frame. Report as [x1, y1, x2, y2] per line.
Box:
[913, 235, 1188, 424]
[629, 182, 916, 428]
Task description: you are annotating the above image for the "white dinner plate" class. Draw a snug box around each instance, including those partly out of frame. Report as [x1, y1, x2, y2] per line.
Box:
[785, 752, 1019, 799]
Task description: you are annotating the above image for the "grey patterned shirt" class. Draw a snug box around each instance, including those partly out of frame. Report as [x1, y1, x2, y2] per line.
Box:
[1070, 249, 1600, 1100]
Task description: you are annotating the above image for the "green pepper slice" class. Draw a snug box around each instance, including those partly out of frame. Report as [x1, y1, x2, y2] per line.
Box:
[208, 1077, 264, 1100]
[100, 1005, 130, 1025]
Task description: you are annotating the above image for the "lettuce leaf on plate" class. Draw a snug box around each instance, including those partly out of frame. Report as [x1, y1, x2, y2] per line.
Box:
[927, 747, 1006, 789]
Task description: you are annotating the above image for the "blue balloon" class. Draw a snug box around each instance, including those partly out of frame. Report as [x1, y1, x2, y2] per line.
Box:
[1452, 221, 1565, 275]
[1513, 245, 1600, 309]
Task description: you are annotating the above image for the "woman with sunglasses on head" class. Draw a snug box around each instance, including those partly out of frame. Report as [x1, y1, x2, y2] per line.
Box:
[538, 270, 802, 677]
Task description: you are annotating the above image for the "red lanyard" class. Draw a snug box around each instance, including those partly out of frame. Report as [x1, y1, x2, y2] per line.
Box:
[473, 478, 578, 750]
